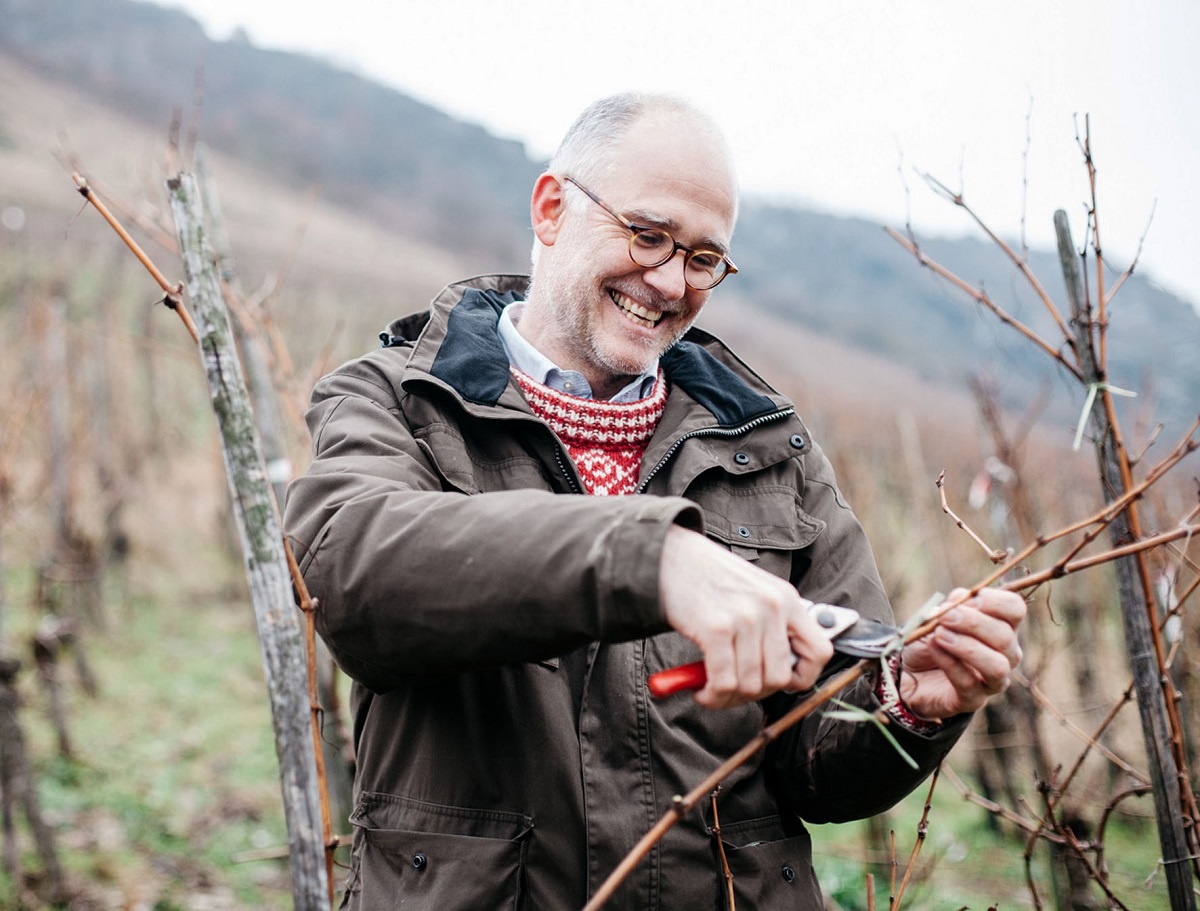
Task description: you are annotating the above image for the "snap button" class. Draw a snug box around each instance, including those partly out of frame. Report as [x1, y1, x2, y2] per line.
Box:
[412, 853, 427, 871]
[789, 434, 805, 450]
[737, 526, 751, 539]
[781, 864, 796, 883]
[733, 451, 750, 465]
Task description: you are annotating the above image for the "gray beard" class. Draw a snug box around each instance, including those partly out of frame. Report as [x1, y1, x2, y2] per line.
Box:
[526, 273, 689, 381]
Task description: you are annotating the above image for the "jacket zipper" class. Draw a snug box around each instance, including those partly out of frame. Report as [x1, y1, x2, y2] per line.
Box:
[552, 444, 584, 494]
[635, 407, 795, 494]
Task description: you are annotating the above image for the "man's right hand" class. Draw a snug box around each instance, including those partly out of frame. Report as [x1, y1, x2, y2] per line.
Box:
[658, 525, 834, 708]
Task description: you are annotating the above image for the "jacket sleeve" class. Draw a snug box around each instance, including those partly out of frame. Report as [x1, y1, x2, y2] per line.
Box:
[765, 434, 970, 823]
[283, 356, 701, 694]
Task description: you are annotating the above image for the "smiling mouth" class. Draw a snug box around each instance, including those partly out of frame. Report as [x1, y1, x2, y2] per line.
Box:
[609, 290, 664, 329]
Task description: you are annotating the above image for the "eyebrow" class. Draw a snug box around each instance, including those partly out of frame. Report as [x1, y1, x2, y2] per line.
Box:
[623, 207, 730, 256]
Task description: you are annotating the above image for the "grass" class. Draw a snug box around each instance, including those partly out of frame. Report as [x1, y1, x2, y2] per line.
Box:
[1, 549, 295, 909]
[808, 770, 1170, 910]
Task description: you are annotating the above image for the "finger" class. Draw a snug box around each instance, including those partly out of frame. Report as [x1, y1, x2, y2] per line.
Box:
[943, 589, 1025, 630]
[733, 623, 766, 699]
[938, 604, 1023, 668]
[917, 639, 1014, 716]
[696, 639, 739, 707]
[932, 622, 1018, 690]
[924, 646, 988, 698]
[785, 606, 834, 691]
[975, 588, 1028, 623]
[760, 613, 798, 693]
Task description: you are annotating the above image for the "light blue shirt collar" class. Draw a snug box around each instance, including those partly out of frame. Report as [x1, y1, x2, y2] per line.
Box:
[497, 302, 658, 403]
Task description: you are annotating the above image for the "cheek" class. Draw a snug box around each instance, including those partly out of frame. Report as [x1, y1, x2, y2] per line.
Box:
[682, 290, 710, 319]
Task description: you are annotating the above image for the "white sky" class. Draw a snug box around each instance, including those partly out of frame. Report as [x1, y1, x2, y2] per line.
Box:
[169, 0, 1200, 310]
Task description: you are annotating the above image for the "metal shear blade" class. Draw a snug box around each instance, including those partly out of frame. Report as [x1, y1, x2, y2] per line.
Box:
[807, 602, 901, 658]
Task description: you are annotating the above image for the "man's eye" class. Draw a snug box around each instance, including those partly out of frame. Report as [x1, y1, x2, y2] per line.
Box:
[689, 252, 722, 272]
[632, 229, 670, 250]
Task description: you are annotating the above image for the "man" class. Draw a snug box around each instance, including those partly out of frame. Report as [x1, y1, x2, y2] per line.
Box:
[284, 93, 1024, 910]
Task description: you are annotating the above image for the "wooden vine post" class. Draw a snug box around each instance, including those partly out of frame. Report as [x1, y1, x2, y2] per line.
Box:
[166, 172, 330, 909]
[1054, 209, 1195, 910]
[192, 150, 355, 831]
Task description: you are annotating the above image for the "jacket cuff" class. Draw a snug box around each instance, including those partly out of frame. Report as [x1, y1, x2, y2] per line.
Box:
[600, 497, 704, 636]
[875, 652, 943, 735]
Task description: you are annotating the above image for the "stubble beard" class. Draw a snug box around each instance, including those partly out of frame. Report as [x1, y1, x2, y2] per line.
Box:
[533, 268, 692, 385]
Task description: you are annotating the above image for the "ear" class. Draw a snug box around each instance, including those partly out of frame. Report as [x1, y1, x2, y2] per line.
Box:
[531, 173, 568, 247]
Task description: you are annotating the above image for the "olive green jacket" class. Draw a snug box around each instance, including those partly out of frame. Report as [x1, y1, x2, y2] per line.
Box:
[284, 275, 968, 911]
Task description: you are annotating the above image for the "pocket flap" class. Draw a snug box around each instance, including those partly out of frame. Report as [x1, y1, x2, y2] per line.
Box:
[352, 792, 533, 841]
[693, 482, 825, 550]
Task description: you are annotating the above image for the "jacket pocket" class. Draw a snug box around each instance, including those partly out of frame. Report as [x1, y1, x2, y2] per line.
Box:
[345, 792, 533, 911]
[415, 424, 559, 495]
[718, 822, 823, 911]
[688, 479, 825, 580]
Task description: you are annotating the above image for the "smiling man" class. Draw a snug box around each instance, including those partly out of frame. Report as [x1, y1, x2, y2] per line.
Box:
[516, 109, 737, 399]
[284, 93, 1025, 911]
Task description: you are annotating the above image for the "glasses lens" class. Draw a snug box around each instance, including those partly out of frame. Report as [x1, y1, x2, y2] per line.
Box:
[684, 252, 728, 290]
[628, 229, 675, 267]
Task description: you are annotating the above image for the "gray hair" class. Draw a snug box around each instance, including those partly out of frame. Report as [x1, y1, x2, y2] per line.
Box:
[549, 92, 732, 190]
[531, 93, 735, 267]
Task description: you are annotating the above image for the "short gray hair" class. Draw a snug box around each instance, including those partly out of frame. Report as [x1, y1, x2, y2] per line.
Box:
[532, 93, 735, 267]
[548, 92, 731, 189]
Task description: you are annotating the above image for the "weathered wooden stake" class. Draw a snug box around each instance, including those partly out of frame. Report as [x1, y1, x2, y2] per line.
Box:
[194, 145, 293, 511]
[194, 146, 355, 839]
[1055, 209, 1195, 910]
[166, 172, 329, 909]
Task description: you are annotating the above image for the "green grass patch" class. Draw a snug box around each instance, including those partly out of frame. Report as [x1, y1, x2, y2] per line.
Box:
[809, 773, 1169, 910]
[3, 568, 295, 908]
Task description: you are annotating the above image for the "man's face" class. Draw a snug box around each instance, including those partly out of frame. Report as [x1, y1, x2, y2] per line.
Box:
[523, 115, 737, 399]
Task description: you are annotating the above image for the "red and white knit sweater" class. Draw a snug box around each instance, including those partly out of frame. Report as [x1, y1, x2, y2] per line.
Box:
[512, 368, 668, 496]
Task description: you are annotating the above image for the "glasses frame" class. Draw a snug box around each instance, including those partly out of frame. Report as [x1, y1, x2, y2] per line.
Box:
[561, 176, 738, 291]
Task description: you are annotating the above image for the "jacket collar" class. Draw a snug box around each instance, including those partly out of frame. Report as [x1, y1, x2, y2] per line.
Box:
[392, 275, 781, 429]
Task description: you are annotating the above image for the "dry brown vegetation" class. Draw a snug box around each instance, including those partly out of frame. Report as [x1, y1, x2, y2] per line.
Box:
[1, 51, 1197, 911]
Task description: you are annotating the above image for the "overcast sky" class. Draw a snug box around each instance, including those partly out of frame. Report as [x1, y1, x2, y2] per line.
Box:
[169, 0, 1200, 310]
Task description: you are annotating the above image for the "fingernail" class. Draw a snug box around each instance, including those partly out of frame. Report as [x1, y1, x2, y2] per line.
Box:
[937, 628, 958, 644]
[942, 608, 961, 626]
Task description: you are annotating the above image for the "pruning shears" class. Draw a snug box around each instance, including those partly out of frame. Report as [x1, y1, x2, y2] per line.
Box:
[647, 601, 902, 698]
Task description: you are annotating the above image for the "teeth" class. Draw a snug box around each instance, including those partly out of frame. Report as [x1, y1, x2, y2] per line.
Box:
[610, 290, 663, 327]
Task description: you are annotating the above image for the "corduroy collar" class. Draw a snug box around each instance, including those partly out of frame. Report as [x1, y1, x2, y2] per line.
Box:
[390, 277, 780, 429]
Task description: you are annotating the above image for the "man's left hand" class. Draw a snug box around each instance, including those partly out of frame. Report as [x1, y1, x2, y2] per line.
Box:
[898, 588, 1026, 721]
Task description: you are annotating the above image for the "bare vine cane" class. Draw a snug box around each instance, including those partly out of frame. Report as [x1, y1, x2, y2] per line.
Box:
[71, 172, 199, 344]
[891, 763, 943, 909]
[708, 787, 736, 911]
[285, 537, 338, 907]
[891, 121, 1199, 906]
[581, 514, 1200, 911]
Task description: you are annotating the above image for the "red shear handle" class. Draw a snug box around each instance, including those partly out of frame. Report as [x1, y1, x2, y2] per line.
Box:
[647, 660, 707, 698]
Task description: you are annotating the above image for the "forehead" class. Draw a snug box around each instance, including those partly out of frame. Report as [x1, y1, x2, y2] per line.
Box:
[599, 115, 738, 246]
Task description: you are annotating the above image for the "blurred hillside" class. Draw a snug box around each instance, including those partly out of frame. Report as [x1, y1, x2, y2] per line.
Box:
[1, 0, 1197, 434]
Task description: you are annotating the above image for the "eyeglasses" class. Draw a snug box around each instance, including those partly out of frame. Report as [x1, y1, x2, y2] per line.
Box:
[562, 176, 738, 291]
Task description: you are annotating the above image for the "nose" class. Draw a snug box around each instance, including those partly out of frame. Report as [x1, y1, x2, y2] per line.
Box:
[641, 249, 688, 301]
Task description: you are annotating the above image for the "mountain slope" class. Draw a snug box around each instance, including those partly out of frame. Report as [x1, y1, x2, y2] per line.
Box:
[0, 0, 540, 268]
[1, 0, 1195, 433]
